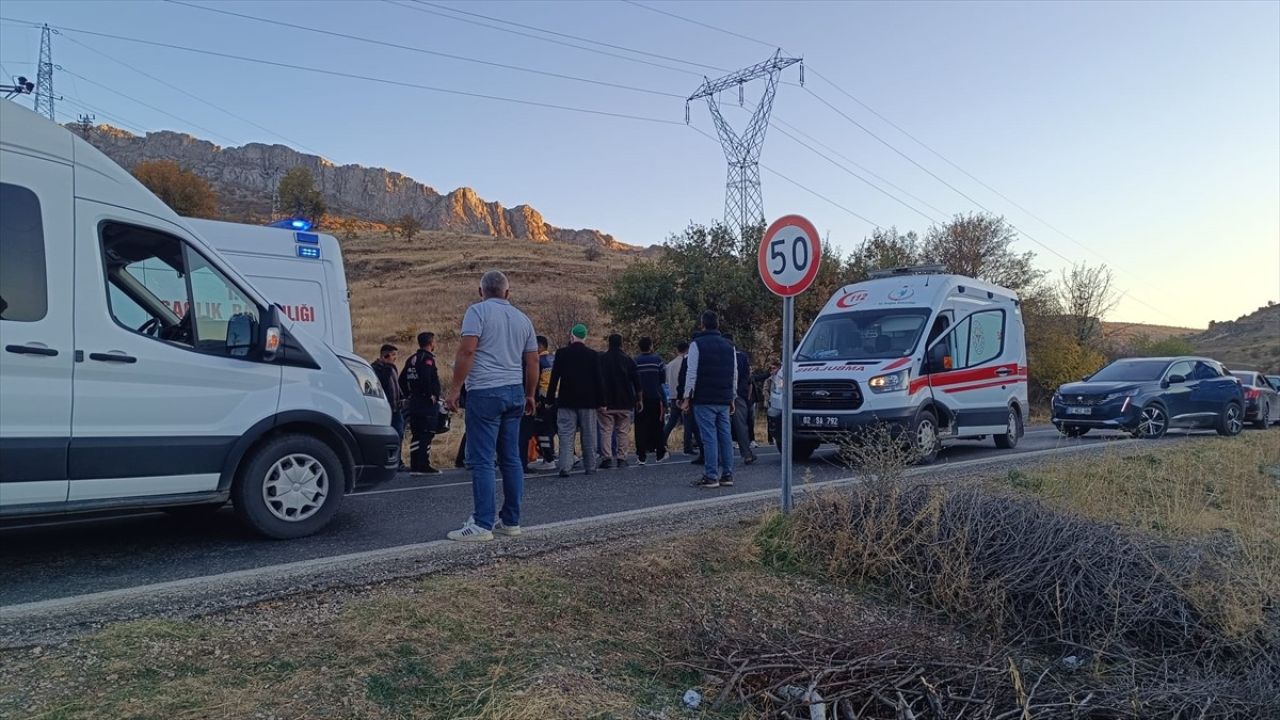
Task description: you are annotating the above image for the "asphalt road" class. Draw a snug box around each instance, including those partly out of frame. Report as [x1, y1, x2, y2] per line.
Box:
[0, 425, 1202, 608]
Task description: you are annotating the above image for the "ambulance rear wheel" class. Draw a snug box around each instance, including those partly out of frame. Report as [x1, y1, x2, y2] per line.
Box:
[994, 407, 1021, 449]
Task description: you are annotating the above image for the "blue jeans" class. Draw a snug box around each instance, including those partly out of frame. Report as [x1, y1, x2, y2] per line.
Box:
[693, 404, 733, 480]
[464, 384, 525, 530]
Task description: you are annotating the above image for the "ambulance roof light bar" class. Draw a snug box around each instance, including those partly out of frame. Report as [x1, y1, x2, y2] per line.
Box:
[869, 264, 948, 280]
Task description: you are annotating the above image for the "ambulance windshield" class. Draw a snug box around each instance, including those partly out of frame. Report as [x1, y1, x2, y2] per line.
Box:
[796, 308, 931, 361]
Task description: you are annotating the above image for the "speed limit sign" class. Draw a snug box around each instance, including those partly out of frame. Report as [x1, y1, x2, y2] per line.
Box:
[758, 214, 821, 297]
[759, 214, 821, 515]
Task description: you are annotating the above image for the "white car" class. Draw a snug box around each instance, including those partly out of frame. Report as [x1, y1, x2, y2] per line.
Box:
[0, 100, 399, 538]
[770, 265, 1028, 463]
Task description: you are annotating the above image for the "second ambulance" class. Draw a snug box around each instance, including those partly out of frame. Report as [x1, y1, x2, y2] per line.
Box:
[769, 265, 1028, 463]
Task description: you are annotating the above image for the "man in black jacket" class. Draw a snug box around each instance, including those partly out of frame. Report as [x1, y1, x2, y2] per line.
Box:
[399, 331, 442, 475]
[371, 343, 404, 469]
[723, 334, 758, 465]
[546, 324, 605, 478]
[598, 334, 641, 468]
[633, 337, 667, 464]
[681, 311, 738, 488]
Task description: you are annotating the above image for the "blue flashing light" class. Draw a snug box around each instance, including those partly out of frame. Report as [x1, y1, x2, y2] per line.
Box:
[294, 232, 319, 244]
[296, 245, 321, 259]
[266, 217, 313, 231]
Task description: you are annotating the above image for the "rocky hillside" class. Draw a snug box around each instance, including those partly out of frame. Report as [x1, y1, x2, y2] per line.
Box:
[81, 125, 623, 248]
[1188, 302, 1280, 372]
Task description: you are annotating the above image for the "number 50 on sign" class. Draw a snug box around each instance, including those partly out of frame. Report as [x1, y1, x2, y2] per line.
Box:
[758, 215, 822, 297]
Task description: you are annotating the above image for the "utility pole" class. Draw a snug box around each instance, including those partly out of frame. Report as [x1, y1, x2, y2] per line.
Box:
[687, 50, 802, 238]
[77, 113, 95, 139]
[35, 24, 57, 120]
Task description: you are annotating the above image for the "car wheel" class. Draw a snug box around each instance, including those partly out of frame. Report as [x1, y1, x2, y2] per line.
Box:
[1132, 404, 1168, 440]
[1253, 402, 1270, 430]
[1217, 402, 1244, 437]
[994, 406, 1021, 449]
[911, 409, 940, 464]
[1059, 425, 1090, 438]
[233, 433, 346, 539]
[792, 439, 819, 462]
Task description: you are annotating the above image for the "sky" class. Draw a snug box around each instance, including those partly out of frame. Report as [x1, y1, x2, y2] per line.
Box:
[1, 0, 1276, 328]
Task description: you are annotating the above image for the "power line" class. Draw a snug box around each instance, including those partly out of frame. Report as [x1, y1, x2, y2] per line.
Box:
[404, 0, 725, 76]
[622, 0, 776, 51]
[58, 33, 323, 155]
[0, 16, 685, 126]
[385, 0, 699, 77]
[58, 93, 149, 135]
[806, 67, 1113, 265]
[60, 68, 240, 144]
[770, 113, 951, 218]
[689, 124, 881, 229]
[166, 0, 684, 99]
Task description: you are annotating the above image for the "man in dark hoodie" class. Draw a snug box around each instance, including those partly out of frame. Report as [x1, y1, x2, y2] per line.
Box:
[598, 334, 641, 468]
[371, 344, 405, 468]
[632, 336, 667, 465]
[547, 324, 605, 478]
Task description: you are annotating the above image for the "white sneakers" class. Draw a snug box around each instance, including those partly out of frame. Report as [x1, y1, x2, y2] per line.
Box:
[446, 518, 522, 541]
[446, 520, 493, 542]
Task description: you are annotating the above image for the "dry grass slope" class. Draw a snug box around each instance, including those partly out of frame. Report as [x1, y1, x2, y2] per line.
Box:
[343, 228, 641, 361]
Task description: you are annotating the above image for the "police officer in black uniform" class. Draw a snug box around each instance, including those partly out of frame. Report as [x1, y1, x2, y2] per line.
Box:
[399, 331, 442, 475]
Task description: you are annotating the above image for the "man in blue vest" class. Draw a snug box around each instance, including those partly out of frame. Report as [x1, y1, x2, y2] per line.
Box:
[680, 310, 738, 488]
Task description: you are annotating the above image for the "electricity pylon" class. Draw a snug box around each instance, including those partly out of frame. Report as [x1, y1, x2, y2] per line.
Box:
[687, 50, 802, 237]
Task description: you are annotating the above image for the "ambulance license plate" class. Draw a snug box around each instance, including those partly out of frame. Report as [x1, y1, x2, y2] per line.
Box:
[800, 415, 841, 428]
[1066, 406, 1091, 416]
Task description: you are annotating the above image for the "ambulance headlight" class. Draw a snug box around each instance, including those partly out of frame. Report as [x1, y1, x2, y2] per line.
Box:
[341, 357, 385, 399]
[868, 369, 910, 393]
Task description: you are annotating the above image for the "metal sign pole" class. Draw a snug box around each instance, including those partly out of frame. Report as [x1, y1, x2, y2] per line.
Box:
[781, 295, 794, 513]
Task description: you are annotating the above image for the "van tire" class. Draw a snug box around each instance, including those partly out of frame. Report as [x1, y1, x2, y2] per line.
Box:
[233, 433, 346, 540]
[911, 409, 940, 465]
[994, 406, 1021, 449]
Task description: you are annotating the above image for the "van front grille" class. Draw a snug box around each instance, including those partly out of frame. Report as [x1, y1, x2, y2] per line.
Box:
[793, 380, 863, 410]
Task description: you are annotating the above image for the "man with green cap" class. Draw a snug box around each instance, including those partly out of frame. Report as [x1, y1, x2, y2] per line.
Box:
[546, 323, 607, 477]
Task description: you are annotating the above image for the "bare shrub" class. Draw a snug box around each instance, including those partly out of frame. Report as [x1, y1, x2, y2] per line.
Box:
[535, 292, 597, 342]
[583, 245, 603, 261]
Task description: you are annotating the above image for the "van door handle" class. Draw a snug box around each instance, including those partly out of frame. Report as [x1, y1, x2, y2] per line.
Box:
[5, 344, 59, 357]
[89, 352, 137, 364]
[994, 367, 1012, 377]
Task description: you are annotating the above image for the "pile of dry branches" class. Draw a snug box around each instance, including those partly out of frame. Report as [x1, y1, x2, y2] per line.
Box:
[683, 617, 1268, 719]
[691, 472, 1279, 718]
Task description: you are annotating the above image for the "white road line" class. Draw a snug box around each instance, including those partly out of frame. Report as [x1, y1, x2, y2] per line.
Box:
[0, 440, 1130, 619]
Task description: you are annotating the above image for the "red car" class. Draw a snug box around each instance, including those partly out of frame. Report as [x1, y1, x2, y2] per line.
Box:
[1229, 370, 1280, 428]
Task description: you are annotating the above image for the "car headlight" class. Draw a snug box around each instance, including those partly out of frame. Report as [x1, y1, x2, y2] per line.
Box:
[868, 369, 910, 393]
[1104, 389, 1139, 402]
[341, 357, 385, 399]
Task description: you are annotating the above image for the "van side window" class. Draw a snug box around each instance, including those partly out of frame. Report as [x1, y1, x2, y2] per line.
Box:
[966, 310, 1005, 367]
[0, 183, 48, 322]
[185, 251, 259, 355]
[100, 222, 259, 357]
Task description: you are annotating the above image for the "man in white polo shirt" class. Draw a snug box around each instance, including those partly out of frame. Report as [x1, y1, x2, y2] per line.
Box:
[445, 271, 539, 542]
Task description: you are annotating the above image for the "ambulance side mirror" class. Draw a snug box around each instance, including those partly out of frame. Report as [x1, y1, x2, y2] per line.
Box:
[226, 313, 255, 358]
[924, 343, 949, 375]
[260, 306, 282, 362]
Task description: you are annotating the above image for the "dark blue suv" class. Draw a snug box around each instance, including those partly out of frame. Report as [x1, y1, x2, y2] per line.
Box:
[1052, 357, 1244, 439]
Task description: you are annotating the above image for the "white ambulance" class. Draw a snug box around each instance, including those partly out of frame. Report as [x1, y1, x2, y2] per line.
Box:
[183, 218, 353, 353]
[769, 265, 1028, 463]
[0, 100, 399, 538]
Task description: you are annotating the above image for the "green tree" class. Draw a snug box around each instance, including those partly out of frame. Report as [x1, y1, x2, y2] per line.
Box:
[846, 226, 922, 281]
[277, 167, 326, 225]
[922, 213, 1043, 293]
[390, 214, 422, 241]
[131, 160, 218, 218]
[602, 222, 774, 355]
[1026, 317, 1106, 402]
[1128, 334, 1196, 357]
